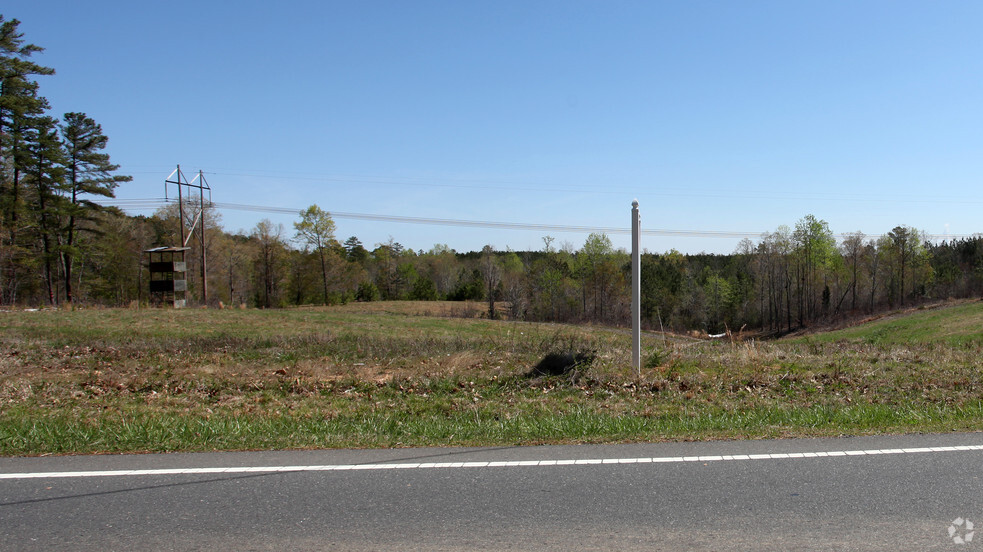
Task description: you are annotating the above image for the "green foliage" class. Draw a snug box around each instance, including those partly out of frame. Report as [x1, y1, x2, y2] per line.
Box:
[356, 281, 380, 302]
[702, 270, 732, 334]
[294, 204, 336, 246]
[1, 17, 131, 306]
[643, 348, 668, 369]
[640, 250, 685, 324]
[59, 112, 130, 304]
[409, 275, 439, 301]
[343, 236, 368, 263]
[448, 269, 484, 301]
[293, 204, 337, 305]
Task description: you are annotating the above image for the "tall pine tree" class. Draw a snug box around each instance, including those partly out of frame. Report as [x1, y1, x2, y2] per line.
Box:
[0, 16, 54, 303]
[24, 115, 65, 305]
[60, 112, 131, 304]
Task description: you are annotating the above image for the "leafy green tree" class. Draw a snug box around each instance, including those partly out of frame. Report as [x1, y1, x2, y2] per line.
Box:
[576, 232, 627, 323]
[293, 204, 336, 304]
[59, 112, 131, 304]
[396, 261, 420, 299]
[702, 269, 732, 334]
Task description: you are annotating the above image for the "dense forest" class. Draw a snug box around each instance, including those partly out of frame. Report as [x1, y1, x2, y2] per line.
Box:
[4, 16, 983, 335]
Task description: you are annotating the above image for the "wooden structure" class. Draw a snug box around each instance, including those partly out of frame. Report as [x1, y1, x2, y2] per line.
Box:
[146, 246, 190, 308]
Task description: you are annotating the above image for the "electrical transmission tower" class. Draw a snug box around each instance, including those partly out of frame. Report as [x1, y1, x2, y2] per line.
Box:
[164, 165, 212, 305]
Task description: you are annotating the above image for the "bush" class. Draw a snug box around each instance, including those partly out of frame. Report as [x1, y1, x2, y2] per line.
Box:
[409, 277, 439, 301]
[448, 279, 483, 301]
[355, 282, 380, 302]
[645, 348, 668, 369]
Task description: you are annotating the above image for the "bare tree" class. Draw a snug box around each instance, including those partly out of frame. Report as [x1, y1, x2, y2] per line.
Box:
[839, 231, 865, 312]
[480, 245, 501, 319]
[886, 225, 923, 306]
[252, 219, 286, 308]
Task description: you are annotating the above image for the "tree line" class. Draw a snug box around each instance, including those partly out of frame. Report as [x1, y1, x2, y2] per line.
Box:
[13, 186, 983, 337]
[642, 216, 974, 335]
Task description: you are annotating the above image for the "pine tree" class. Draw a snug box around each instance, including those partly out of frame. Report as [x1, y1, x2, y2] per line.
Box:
[24, 115, 65, 305]
[0, 16, 54, 303]
[60, 112, 131, 304]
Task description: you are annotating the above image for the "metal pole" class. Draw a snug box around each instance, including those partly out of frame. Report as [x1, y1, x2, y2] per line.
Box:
[631, 200, 641, 374]
[199, 170, 207, 306]
[138, 253, 142, 309]
[176, 164, 186, 247]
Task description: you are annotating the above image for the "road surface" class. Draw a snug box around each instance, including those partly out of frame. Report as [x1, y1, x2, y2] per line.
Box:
[1, 433, 982, 550]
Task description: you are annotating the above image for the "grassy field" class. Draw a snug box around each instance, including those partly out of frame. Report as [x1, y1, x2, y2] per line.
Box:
[2, 300, 983, 455]
[792, 300, 983, 347]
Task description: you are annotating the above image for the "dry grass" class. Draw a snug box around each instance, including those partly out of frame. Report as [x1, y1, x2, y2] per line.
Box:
[309, 300, 488, 317]
[2, 302, 983, 455]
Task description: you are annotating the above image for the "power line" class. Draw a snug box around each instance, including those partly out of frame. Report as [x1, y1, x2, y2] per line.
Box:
[97, 197, 979, 241]
[197, 169, 983, 205]
[216, 202, 757, 237]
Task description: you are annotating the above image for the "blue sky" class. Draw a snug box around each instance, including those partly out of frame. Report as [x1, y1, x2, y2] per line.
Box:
[6, 1, 983, 254]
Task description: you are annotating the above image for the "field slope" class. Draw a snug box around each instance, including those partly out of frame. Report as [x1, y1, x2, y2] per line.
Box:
[1, 301, 982, 455]
[791, 300, 983, 347]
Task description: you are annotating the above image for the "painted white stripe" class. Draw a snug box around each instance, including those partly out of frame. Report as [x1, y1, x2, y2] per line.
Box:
[2, 444, 981, 480]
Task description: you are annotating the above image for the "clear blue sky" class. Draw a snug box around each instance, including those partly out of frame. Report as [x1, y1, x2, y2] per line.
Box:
[7, 1, 983, 254]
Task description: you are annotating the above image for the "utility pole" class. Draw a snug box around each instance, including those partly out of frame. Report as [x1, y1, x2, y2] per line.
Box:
[631, 200, 641, 375]
[175, 165, 186, 246]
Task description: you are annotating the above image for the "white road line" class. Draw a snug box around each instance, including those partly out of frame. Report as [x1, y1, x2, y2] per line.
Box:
[2, 444, 982, 480]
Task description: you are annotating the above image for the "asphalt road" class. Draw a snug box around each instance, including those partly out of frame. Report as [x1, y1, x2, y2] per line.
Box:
[2, 433, 982, 551]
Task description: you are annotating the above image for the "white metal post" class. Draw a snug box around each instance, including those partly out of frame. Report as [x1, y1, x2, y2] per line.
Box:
[631, 200, 641, 374]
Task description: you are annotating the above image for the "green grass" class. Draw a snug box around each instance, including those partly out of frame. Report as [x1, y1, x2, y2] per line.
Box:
[2, 301, 983, 455]
[791, 300, 983, 347]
